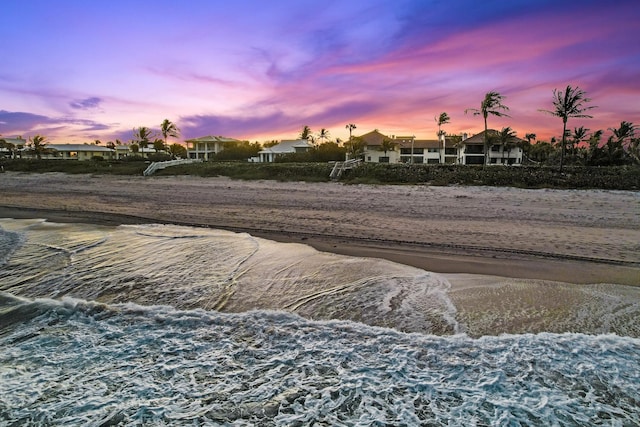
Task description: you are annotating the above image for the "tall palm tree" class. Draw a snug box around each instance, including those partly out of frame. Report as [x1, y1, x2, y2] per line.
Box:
[345, 123, 357, 142]
[133, 127, 153, 158]
[317, 128, 330, 145]
[539, 85, 596, 171]
[465, 91, 510, 166]
[435, 112, 450, 137]
[435, 112, 450, 163]
[29, 134, 48, 159]
[161, 119, 180, 149]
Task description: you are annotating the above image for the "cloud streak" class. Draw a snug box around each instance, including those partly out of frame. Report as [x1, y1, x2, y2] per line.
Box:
[69, 97, 103, 110]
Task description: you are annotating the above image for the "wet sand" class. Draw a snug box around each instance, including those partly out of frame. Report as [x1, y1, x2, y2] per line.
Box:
[2, 172, 640, 336]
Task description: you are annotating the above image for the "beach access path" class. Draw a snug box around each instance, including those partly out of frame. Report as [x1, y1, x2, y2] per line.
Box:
[1, 172, 639, 286]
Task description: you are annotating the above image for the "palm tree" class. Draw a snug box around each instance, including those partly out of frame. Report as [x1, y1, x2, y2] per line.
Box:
[161, 119, 180, 150]
[317, 128, 330, 145]
[379, 137, 397, 163]
[609, 121, 635, 146]
[570, 126, 589, 160]
[345, 123, 357, 142]
[299, 125, 312, 140]
[525, 133, 536, 144]
[133, 127, 153, 158]
[465, 91, 510, 166]
[539, 85, 596, 171]
[435, 112, 450, 163]
[345, 136, 365, 160]
[435, 112, 450, 137]
[28, 134, 48, 159]
[609, 121, 636, 164]
[496, 127, 517, 165]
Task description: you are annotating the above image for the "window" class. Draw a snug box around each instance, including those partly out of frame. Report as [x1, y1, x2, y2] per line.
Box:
[445, 148, 456, 155]
[465, 156, 484, 165]
[465, 144, 484, 154]
[427, 148, 439, 153]
[491, 145, 500, 152]
[379, 156, 389, 163]
[427, 158, 440, 164]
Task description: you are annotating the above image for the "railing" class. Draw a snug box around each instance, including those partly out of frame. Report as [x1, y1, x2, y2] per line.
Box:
[329, 158, 362, 180]
[143, 158, 202, 176]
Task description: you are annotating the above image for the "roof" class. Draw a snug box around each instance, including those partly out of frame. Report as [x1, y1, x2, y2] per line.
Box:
[0, 137, 27, 146]
[47, 144, 114, 152]
[358, 130, 391, 146]
[409, 139, 440, 149]
[185, 135, 241, 143]
[259, 139, 313, 154]
[463, 129, 525, 145]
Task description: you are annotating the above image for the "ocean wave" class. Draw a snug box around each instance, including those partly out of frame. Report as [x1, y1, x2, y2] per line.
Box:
[1, 293, 639, 426]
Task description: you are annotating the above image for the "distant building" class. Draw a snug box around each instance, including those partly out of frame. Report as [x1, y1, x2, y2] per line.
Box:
[43, 144, 115, 160]
[0, 136, 26, 158]
[458, 130, 524, 165]
[257, 139, 314, 162]
[185, 135, 242, 160]
[358, 129, 523, 166]
[359, 130, 401, 163]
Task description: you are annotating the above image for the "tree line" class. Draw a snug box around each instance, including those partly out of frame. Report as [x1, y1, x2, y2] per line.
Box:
[3, 85, 638, 167]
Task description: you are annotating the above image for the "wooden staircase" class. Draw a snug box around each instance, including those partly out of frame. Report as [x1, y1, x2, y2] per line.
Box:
[330, 158, 361, 180]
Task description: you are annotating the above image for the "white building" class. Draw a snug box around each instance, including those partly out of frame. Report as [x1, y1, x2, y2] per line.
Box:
[457, 130, 524, 165]
[257, 139, 314, 162]
[0, 136, 26, 158]
[360, 131, 458, 164]
[185, 135, 242, 160]
[43, 144, 116, 160]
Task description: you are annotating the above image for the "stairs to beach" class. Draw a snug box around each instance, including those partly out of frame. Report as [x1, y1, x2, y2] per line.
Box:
[330, 159, 361, 180]
[143, 158, 202, 176]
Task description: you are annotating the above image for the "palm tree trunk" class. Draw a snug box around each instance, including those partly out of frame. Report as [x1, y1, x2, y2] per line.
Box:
[483, 116, 488, 167]
[560, 120, 567, 172]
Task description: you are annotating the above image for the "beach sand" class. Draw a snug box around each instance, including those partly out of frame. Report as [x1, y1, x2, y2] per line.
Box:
[1, 172, 639, 335]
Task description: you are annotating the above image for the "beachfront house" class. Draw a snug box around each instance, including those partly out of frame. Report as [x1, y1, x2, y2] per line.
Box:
[458, 130, 524, 165]
[359, 132, 460, 164]
[359, 130, 401, 163]
[0, 136, 26, 158]
[185, 135, 242, 160]
[42, 144, 116, 160]
[256, 139, 314, 162]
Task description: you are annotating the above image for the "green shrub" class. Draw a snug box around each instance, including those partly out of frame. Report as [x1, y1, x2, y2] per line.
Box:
[3, 158, 638, 190]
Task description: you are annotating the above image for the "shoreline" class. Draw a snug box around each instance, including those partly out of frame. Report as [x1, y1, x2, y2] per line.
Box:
[1, 172, 638, 290]
[2, 172, 639, 337]
[2, 205, 638, 287]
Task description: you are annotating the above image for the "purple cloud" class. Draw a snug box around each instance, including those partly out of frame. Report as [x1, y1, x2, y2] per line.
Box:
[69, 97, 103, 110]
[0, 110, 50, 131]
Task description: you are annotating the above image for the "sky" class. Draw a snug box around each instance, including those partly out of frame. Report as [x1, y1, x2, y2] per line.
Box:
[1, 0, 639, 145]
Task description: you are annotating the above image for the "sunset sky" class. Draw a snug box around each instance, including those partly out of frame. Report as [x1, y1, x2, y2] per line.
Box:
[1, 0, 638, 145]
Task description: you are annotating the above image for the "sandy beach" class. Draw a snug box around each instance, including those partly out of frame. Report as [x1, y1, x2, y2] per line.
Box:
[2, 171, 639, 335]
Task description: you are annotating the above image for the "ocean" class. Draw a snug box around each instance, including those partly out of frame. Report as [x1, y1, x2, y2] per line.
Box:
[1, 219, 639, 426]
